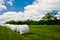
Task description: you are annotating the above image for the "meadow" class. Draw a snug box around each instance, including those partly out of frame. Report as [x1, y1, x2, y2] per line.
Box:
[0, 25, 60, 40]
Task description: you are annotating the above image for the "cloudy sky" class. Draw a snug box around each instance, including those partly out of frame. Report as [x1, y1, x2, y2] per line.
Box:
[0, 0, 34, 14]
[0, 0, 60, 23]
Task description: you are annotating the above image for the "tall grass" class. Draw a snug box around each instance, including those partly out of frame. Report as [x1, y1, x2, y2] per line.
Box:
[0, 25, 60, 40]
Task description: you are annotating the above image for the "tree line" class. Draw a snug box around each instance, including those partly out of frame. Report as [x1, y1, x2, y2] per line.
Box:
[5, 12, 60, 25]
[5, 19, 60, 25]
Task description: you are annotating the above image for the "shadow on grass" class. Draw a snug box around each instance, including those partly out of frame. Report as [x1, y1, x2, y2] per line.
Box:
[14, 31, 34, 36]
[22, 33, 33, 35]
[20, 32, 34, 36]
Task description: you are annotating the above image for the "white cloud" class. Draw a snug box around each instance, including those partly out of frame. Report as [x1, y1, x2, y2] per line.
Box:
[7, 1, 13, 5]
[0, 0, 60, 23]
[0, 0, 14, 11]
[0, 12, 27, 22]
[39, 0, 60, 10]
[58, 11, 60, 14]
[0, 0, 4, 5]
[0, 0, 7, 11]
[24, 0, 60, 20]
[0, 5, 7, 11]
[7, 0, 14, 6]
[55, 15, 60, 19]
[55, 11, 60, 19]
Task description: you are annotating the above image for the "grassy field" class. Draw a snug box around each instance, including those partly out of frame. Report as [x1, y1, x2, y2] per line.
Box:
[0, 25, 60, 40]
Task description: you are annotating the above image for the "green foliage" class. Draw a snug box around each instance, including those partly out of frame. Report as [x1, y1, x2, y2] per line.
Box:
[0, 25, 60, 40]
[42, 13, 57, 21]
[5, 20, 39, 25]
[6, 20, 17, 24]
[24, 20, 38, 25]
[5, 19, 60, 25]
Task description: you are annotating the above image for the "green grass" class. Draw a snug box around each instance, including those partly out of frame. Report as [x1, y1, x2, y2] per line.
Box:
[0, 25, 60, 40]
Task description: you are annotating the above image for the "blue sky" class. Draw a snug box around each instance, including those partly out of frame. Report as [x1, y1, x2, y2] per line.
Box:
[0, 0, 60, 22]
[0, 0, 35, 15]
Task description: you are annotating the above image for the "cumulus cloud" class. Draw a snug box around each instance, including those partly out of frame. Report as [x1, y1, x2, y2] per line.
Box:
[0, 0, 4, 5]
[0, 0, 7, 11]
[23, 0, 48, 20]
[0, 10, 44, 22]
[0, 0, 60, 23]
[7, 1, 13, 5]
[25, 0, 60, 20]
[7, 0, 14, 6]
[0, 12, 24, 21]
[0, 0, 14, 11]
[39, 0, 60, 10]
[0, 5, 7, 11]
[58, 11, 60, 14]
[55, 11, 60, 19]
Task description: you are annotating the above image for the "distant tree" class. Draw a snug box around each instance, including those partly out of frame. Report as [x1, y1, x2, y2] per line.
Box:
[42, 13, 57, 21]
[6, 20, 18, 24]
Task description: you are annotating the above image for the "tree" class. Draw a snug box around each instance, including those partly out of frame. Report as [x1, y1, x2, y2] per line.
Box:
[42, 13, 57, 21]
